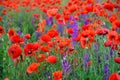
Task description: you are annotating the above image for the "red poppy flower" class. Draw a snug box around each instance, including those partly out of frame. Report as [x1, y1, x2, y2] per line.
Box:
[55, 13, 61, 19]
[114, 57, 120, 64]
[24, 43, 38, 56]
[96, 28, 109, 35]
[0, 16, 2, 22]
[47, 8, 58, 17]
[27, 62, 40, 74]
[114, 20, 120, 30]
[2, 9, 6, 15]
[0, 26, 4, 36]
[95, 28, 104, 35]
[33, 14, 40, 18]
[63, 15, 70, 21]
[116, 35, 120, 44]
[8, 44, 22, 59]
[46, 55, 57, 64]
[85, 5, 93, 13]
[40, 46, 49, 52]
[108, 31, 118, 42]
[10, 35, 23, 43]
[36, 54, 46, 62]
[103, 2, 114, 11]
[111, 43, 118, 50]
[40, 34, 51, 43]
[47, 29, 58, 38]
[81, 30, 89, 38]
[59, 39, 71, 49]
[109, 15, 118, 23]
[75, 34, 81, 41]
[67, 28, 73, 34]
[24, 34, 30, 39]
[104, 41, 112, 47]
[53, 70, 62, 80]
[109, 73, 120, 80]
[8, 29, 16, 37]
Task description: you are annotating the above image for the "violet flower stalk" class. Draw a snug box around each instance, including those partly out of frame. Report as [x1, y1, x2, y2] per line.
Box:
[31, 17, 35, 25]
[110, 47, 113, 57]
[104, 54, 109, 61]
[69, 16, 78, 47]
[35, 32, 42, 40]
[57, 24, 63, 35]
[84, 53, 89, 72]
[45, 72, 51, 80]
[84, 19, 89, 25]
[46, 16, 53, 26]
[5, 23, 9, 32]
[104, 64, 110, 80]
[62, 56, 71, 76]
[94, 42, 99, 53]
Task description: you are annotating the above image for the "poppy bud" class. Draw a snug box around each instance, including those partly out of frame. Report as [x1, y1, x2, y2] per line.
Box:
[46, 55, 57, 64]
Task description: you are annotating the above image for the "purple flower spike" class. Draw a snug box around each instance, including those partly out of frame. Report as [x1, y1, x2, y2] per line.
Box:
[84, 53, 89, 72]
[46, 16, 53, 26]
[35, 32, 42, 40]
[62, 56, 71, 76]
[45, 72, 51, 80]
[110, 47, 113, 57]
[31, 17, 35, 25]
[104, 54, 109, 60]
[104, 64, 110, 80]
[69, 16, 78, 47]
[94, 42, 98, 53]
[57, 24, 63, 35]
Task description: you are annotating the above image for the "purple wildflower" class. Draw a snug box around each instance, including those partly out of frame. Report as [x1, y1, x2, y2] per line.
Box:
[94, 42, 99, 53]
[104, 54, 109, 60]
[62, 56, 71, 76]
[69, 17, 78, 47]
[35, 32, 42, 40]
[84, 19, 89, 25]
[110, 47, 113, 57]
[84, 53, 89, 72]
[45, 72, 51, 80]
[46, 16, 53, 26]
[31, 17, 35, 25]
[17, 30, 22, 36]
[57, 24, 63, 35]
[104, 64, 110, 80]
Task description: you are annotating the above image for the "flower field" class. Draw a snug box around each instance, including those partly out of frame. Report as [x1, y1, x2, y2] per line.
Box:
[0, 0, 120, 80]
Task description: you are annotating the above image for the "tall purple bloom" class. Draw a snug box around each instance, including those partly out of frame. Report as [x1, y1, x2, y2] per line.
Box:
[35, 32, 42, 40]
[31, 17, 35, 25]
[110, 47, 113, 57]
[84, 19, 89, 25]
[94, 42, 99, 53]
[5, 23, 9, 31]
[84, 53, 89, 72]
[104, 54, 109, 60]
[45, 72, 51, 80]
[69, 16, 78, 47]
[46, 16, 53, 26]
[57, 24, 64, 35]
[104, 64, 110, 80]
[62, 56, 71, 76]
